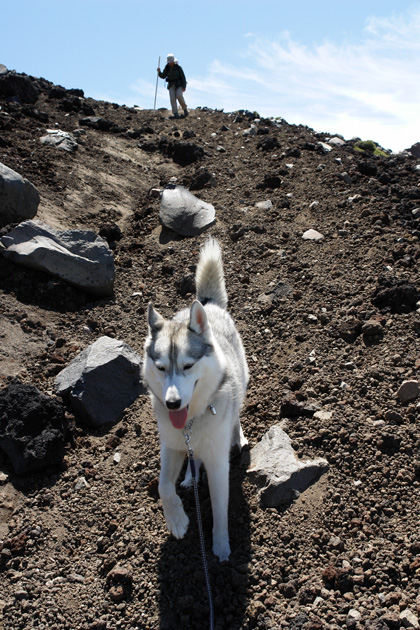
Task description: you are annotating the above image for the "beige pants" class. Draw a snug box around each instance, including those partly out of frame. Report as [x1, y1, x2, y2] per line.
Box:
[169, 86, 187, 114]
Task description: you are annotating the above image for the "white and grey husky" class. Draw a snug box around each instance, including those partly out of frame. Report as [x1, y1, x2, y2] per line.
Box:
[143, 238, 248, 561]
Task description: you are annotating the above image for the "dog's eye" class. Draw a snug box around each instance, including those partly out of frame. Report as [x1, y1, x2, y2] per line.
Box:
[156, 364, 165, 372]
[183, 363, 194, 371]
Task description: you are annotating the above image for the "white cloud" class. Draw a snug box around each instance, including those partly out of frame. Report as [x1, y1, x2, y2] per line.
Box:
[184, 7, 420, 151]
[365, 9, 420, 51]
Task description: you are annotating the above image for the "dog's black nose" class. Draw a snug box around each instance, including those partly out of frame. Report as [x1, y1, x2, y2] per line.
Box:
[166, 399, 181, 410]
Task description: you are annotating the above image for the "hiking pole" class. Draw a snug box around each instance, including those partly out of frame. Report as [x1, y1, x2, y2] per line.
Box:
[154, 56, 160, 109]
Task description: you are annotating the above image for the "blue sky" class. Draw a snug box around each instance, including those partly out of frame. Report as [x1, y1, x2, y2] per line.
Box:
[2, 0, 420, 152]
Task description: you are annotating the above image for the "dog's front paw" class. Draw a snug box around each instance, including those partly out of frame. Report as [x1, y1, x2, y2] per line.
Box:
[213, 538, 231, 562]
[162, 498, 189, 539]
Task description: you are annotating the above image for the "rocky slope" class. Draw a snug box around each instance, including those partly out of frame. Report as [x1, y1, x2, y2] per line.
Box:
[1, 69, 420, 630]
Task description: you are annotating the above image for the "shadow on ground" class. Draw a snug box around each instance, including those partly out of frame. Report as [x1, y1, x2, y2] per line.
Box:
[158, 448, 251, 630]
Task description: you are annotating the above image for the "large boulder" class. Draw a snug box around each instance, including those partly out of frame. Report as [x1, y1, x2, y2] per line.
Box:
[0, 382, 67, 474]
[0, 219, 115, 295]
[159, 184, 215, 236]
[247, 424, 329, 507]
[0, 163, 40, 227]
[0, 72, 39, 104]
[55, 336, 145, 426]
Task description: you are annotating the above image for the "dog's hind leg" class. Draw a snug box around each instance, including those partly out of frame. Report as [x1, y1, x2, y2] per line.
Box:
[232, 418, 248, 450]
[159, 446, 189, 539]
[180, 457, 202, 488]
[205, 455, 231, 561]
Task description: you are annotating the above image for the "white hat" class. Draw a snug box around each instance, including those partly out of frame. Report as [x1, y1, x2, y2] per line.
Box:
[166, 54, 175, 63]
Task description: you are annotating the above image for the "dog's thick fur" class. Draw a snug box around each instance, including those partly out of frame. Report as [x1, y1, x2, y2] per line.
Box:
[142, 238, 248, 561]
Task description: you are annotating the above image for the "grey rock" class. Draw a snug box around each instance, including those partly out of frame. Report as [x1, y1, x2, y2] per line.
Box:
[328, 136, 346, 146]
[396, 380, 420, 403]
[255, 200, 272, 210]
[317, 142, 333, 153]
[347, 609, 362, 628]
[75, 477, 90, 492]
[159, 185, 215, 236]
[0, 219, 115, 295]
[302, 229, 324, 241]
[247, 424, 329, 507]
[40, 129, 78, 153]
[338, 172, 353, 185]
[0, 162, 40, 227]
[243, 125, 257, 136]
[314, 410, 333, 421]
[55, 336, 145, 426]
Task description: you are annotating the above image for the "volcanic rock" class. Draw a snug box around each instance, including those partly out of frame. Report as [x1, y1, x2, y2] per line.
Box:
[0, 72, 39, 104]
[396, 380, 420, 403]
[372, 276, 420, 313]
[302, 229, 324, 241]
[0, 381, 67, 474]
[40, 129, 78, 153]
[0, 163, 40, 227]
[159, 184, 215, 236]
[247, 424, 329, 507]
[0, 219, 115, 295]
[55, 336, 144, 426]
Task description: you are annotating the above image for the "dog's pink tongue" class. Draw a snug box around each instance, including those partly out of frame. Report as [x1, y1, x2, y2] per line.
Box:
[169, 407, 188, 429]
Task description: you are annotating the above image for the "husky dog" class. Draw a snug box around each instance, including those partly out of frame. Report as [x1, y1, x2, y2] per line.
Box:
[143, 238, 248, 561]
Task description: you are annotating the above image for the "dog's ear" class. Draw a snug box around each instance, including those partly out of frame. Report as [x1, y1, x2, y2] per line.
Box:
[189, 300, 210, 336]
[147, 303, 165, 332]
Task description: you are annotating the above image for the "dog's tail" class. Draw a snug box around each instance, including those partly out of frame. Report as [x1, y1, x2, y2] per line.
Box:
[195, 238, 228, 309]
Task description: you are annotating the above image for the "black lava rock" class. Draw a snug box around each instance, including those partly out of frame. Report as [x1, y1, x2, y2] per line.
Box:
[372, 276, 420, 313]
[0, 382, 68, 474]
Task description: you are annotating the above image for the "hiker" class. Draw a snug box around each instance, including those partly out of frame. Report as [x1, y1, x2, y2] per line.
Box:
[157, 54, 188, 118]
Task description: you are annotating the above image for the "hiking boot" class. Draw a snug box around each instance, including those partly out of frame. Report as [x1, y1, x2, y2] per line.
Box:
[173, 112, 180, 119]
[184, 109, 189, 117]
